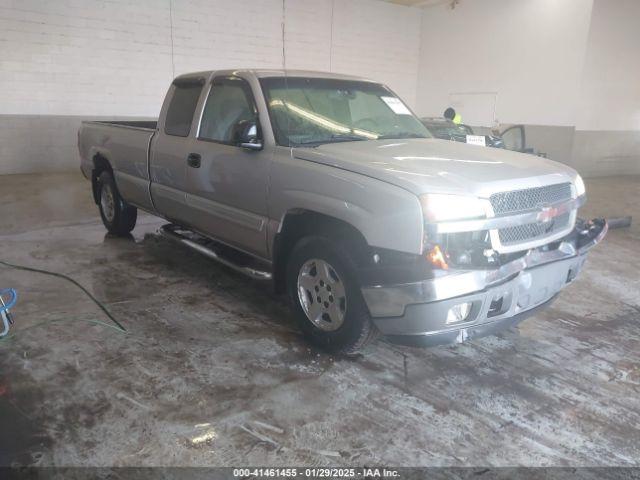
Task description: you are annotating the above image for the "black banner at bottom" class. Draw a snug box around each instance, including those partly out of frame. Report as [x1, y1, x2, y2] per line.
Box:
[2, 467, 640, 480]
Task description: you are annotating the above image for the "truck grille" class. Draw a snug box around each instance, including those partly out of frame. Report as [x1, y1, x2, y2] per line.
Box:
[490, 183, 573, 247]
[490, 183, 572, 215]
[498, 212, 571, 246]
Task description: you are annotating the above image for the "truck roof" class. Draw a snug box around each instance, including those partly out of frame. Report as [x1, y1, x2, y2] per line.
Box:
[173, 69, 376, 84]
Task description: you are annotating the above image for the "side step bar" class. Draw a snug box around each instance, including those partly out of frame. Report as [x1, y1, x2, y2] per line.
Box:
[159, 224, 272, 281]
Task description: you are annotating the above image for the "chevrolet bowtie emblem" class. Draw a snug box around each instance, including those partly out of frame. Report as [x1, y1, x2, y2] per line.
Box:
[537, 205, 558, 223]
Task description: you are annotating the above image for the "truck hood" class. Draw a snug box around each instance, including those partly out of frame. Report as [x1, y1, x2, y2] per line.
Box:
[292, 138, 578, 198]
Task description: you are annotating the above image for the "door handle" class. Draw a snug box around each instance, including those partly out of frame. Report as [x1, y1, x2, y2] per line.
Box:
[187, 153, 201, 168]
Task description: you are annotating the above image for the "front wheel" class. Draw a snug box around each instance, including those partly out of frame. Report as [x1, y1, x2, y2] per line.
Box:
[97, 171, 137, 236]
[287, 236, 378, 354]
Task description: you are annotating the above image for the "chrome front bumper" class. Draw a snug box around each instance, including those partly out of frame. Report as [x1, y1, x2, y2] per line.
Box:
[362, 218, 607, 343]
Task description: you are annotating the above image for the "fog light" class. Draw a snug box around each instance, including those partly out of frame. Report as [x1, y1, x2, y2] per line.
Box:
[446, 302, 472, 324]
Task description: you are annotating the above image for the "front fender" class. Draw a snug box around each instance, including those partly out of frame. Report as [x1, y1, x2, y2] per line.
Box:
[269, 153, 424, 255]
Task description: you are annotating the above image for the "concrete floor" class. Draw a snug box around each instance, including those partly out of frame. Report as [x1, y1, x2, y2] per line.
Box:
[1, 172, 639, 467]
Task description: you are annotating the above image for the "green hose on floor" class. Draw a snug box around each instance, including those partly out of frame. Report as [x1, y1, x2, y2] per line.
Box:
[0, 259, 127, 342]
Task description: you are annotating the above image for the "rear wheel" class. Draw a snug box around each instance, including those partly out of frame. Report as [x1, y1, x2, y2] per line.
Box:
[287, 236, 378, 354]
[97, 171, 137, 236]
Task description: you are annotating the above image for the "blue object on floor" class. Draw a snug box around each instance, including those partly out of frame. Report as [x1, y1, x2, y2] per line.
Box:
[0, 288, 17, 338]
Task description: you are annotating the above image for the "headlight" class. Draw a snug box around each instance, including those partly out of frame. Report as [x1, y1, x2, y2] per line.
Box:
[419, 193, 487, 223]
[574, 174, 586, 197]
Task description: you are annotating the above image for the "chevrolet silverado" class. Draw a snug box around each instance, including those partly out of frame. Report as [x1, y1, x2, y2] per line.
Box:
[78, 70, 607, 353]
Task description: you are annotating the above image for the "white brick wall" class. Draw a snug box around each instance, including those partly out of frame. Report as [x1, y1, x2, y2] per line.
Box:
[0, 0, 422, 173]
[170, 0, 284, 74]
[0, 0, 174, 117]
[283, 0, 332, 71]
[0, 0, 421, 117]
[331, 0, 421, 108]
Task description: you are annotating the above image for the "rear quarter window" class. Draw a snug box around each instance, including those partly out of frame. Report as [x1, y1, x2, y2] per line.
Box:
[164, 83, 203, 137]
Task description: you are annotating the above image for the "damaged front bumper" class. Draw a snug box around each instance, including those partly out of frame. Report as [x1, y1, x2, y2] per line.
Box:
[361, 218, 607, 346]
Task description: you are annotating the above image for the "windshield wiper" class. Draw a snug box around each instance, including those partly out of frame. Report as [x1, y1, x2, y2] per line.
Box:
[377, 133, 428, 140]
[297, 134, 368, 146]
[329, 134, 368, 142]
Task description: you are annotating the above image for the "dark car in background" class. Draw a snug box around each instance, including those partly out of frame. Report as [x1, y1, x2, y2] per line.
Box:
[421, 117, 505, 149]
[420, 118, 547, 159]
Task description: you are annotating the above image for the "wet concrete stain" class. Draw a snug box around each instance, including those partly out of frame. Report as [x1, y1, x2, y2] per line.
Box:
[0, 373, 53, 466]
[1, 173, 640, 466]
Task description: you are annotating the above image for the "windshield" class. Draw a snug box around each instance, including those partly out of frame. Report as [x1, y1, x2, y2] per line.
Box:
[260, 77, 431, 146]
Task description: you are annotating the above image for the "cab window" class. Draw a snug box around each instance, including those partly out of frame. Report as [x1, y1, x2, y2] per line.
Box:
[164, 81, 203, 137]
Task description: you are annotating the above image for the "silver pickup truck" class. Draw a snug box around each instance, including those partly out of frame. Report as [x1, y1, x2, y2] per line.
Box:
[78, 69, 607, 353]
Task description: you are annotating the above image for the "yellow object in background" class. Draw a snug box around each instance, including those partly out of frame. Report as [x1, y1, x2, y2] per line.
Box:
[452, 113, 462, 124]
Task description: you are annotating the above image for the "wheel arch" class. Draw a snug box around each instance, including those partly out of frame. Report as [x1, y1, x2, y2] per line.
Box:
[91, 152, 114, 204]
[272, 209, 372, 294]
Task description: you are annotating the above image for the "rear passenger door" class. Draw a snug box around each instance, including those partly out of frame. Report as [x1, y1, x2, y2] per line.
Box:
[184, 75, 271, 258]
[150, 77, 205, 223]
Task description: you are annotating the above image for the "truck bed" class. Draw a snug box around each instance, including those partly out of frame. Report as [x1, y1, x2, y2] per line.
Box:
[78, 120, 158, 212]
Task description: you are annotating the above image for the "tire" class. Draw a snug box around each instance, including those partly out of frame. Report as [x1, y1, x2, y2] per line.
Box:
[286, 236, 379, 355]
[97, 171, 137, 236]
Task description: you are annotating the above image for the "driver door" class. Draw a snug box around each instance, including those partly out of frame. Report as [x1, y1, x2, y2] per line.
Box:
[184, 75, 271, 258]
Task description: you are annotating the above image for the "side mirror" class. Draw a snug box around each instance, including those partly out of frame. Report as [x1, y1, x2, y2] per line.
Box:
[233, 119, 263, 151]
